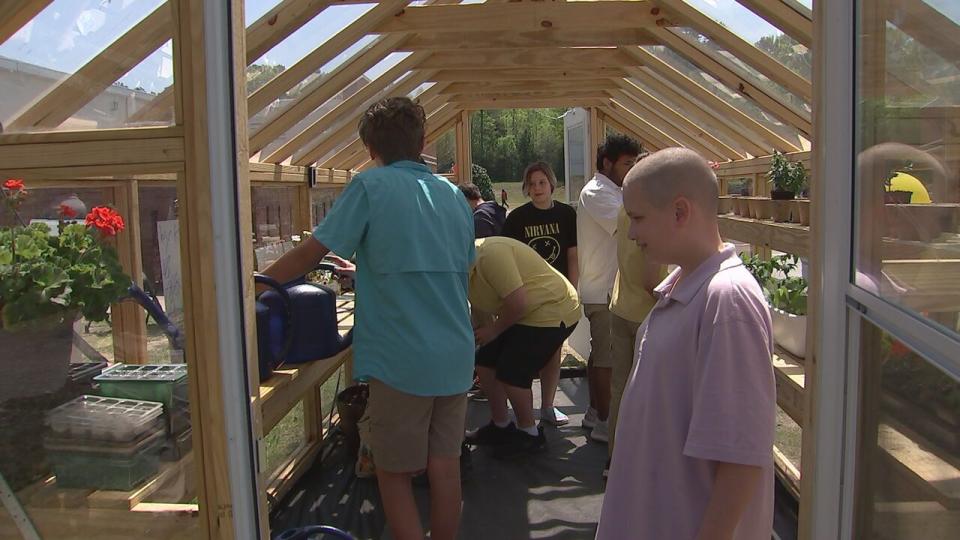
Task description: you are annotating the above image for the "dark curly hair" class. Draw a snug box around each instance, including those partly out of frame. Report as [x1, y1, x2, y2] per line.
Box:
[358, 97, 426, 165]
[596, 133, 642, 171]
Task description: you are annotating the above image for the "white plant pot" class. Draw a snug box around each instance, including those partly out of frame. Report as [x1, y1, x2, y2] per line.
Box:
[770, 307, 806, 359]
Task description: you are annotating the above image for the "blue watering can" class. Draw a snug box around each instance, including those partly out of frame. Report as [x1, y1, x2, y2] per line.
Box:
[254, 272, 352, 382]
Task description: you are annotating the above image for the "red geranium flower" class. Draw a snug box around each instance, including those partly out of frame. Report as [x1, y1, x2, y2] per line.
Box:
[59, 204, 78, 219]
[85, 206, 125, 237]
[3, 179, 25, 191]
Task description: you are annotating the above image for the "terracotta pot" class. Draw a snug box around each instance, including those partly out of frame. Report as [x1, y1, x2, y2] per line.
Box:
[750, 197, 772, 220]
[795, 199, 810, 226]
[733, 197, 748, 217]
[771, 307, 806, 359]
[718, 196, 734, 215]
[0, 314, 74, 402]
[884, 190, 912, 204]
[771, 200, 792, 222]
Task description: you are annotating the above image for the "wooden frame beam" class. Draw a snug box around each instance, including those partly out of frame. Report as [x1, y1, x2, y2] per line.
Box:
[648, 27, 812, 135]
[399, 27, 657, 51]
[262, 54, 431, 163]
[6, 3, 172, 130]
[884, 0, 960, 68]
[454, 110, 472, 185]
[248, 0, 409, 116]
[375, 1, 661, 34]
[293, 80, 450, 166]
[625, 69, 768, 156]
[607, 91, 725, 161]
[656, 0, 812, 102]
[448, 90, 610, 103]
[598, 109, 663, 152]
[602, 100, 679, 149]
[456, 98, 610, 110]
[428, 67, 629, 82]
[418, 47, 637, 70]
[0, 0, 53, 45]
[621, 47, 801, 152]
[735, 0, 813, 47]
[438, 79, 618, 95]
[614, 79, 745, 160]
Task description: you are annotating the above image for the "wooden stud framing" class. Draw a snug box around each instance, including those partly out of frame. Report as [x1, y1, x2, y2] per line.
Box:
[262, 55, 432, 163]
[246, 0, 340, 63]
[606, 98, 683, 149]
[599, 110, 663, 152]
[622, 47, 801, 152]
[428, 67, 629, 82]
[613, 80, 744, 159]
[419, 47, 637, 70]
[448, 90, 610, 104]
[656, 0, 812, 102]
[625, 67, 769, 156]
[6, 3, 172, 131]
[647, 27, 812, 135]
[247, 0, 409, 116]
[439, 79, 617, 95]
[735, 0, 813, 47]
[0, 128, 184, 173]
[457, 98, 609, 110]
[400, 27, 657, 51]
[111, 181, 149, 364]
[375, 1, 661, 34]
[608, 90, 726, 161]
[884, 0, 960, 69]
[601, 106, 670, 151]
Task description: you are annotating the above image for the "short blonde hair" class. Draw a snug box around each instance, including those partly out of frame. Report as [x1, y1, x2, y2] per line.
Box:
[521, 161, 558, 197]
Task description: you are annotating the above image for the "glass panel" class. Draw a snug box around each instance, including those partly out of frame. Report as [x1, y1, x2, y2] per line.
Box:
[854, 0, 960, 334]
[0, 181, 199, 537]
[0, 0, 174, 132]
[644, 45, 808, 149]
[853, 319, 960, 539]
[310, 186, 345, 227]
[682, 1, 812, 80]
[263, 401, 305, 475]
[252, 186, 299, 269]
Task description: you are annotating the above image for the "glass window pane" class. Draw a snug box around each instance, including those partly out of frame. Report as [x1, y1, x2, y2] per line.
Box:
[0, 0, 174, 132]
[854, 0, 960, 335]
[0, 182, 199, 537]
[853, 318, 960, 539]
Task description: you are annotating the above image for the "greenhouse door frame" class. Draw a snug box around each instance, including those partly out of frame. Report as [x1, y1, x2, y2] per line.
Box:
[806, 1, 960, 539]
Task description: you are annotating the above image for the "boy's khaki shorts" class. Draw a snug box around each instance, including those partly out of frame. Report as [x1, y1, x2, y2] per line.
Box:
[584, 303, 614, 369]
[362, 378, 467, 473]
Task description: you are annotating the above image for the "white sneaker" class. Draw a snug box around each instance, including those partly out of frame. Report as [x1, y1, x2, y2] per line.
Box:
[582, 407, 598, 429]
[540, 407, 569, 426]
[590, 419, 609, 443]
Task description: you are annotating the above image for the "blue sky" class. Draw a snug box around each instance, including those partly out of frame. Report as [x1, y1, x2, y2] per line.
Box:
[1, 0, 958, 95]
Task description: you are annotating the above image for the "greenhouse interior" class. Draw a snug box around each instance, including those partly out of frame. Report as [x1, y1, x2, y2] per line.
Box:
[0, 0, 958, 539]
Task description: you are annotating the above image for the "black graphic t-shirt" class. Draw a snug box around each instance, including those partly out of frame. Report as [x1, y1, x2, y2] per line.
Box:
[502, 201, 578, 276]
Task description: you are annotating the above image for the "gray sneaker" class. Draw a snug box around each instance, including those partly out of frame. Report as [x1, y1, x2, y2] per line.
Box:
[540, 407, 569, 426]
[582, 407, 599, 429]
[590, 419, 609, 443]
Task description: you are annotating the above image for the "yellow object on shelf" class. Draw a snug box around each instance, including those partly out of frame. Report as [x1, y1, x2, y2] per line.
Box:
[888, 172, 931, 204]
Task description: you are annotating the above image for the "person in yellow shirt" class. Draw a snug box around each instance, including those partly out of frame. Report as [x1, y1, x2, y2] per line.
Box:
[606, 207, 666, 470]
[465, 237, 580, 458]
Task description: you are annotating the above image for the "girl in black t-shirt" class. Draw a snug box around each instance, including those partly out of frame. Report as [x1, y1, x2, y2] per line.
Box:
[502, 161, 578, 426]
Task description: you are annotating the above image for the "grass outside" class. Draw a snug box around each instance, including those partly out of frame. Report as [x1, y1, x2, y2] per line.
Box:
[492, 181, 569, 210]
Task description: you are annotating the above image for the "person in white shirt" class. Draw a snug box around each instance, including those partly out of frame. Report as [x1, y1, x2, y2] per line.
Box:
[576, 133, 641, 443]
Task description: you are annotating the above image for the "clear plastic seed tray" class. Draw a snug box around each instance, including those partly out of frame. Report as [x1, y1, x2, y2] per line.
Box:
[46, 395, 164, 442]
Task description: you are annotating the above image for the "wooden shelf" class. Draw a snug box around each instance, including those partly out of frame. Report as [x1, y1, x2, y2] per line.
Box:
[773, 346, 806, 427]
[259, 347, 353, 433]
[718, 214, 810, 257]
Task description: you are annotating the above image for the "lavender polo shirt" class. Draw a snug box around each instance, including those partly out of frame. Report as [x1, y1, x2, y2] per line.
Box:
[596, 244, 775, 540]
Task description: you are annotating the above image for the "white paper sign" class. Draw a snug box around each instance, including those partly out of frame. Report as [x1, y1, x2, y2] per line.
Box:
[157, 220, 183, 335]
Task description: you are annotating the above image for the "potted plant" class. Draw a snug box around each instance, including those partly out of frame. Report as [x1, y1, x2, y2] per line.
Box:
[1, 179, 131, 401]
[884, 161, 914, 204]
[741, 253, 808, 358]
[767, 151, 809, 222]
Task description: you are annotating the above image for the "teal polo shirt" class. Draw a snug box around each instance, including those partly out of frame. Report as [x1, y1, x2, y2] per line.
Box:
[313, 161, 476, 396]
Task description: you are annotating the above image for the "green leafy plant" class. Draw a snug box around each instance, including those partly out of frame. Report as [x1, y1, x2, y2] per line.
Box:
[471, 163, 496, 202]
[739, 252, 808, 315]
[0, 180, 131, 329]
[767, 150, 808, 196]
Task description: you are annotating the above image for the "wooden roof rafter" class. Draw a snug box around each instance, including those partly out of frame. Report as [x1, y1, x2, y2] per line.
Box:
[399, 27, 658, 51]
[0, 0, 53, 47]
[292, 79, 452, 167]
[418, 47, 638, 70]
[598, 109, 663, 153]
[646, 28, 812, 136]
[427, 67, 630, 82]
[599, 105, 671, 151]
[621, 47, 801, 153]
[606, 91, 727, 162]
[654, 0, 812, 102]
[605, 99, 683, 149]
[438, 80, 619, 95]
[623, 69, 768, 157]
[612, 79, 745, 160]
[734, 0, 812, 47]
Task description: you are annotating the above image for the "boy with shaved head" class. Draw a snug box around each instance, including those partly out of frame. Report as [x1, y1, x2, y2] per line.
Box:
[596, 148, 775, 540]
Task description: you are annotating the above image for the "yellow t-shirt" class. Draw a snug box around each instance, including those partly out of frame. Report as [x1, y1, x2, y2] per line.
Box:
[609, 209, 664, 323]
[470, 237, 581, 327]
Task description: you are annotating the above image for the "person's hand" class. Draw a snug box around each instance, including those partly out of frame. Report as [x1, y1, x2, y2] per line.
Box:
[324, 254, 356, 275]
[474, 325, 499, 347]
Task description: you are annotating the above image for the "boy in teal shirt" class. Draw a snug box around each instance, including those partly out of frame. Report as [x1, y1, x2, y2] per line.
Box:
[261, 97, 475, 540]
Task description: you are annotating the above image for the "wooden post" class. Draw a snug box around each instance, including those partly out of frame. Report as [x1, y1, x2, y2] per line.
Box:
[455, 110, 472, 185]
[589, 107, 602, 178]
[172, 0, 268, 537]
[111, 181, 149, 363]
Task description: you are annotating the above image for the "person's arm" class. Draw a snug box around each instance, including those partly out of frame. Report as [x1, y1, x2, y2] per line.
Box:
[695, 462, 765, 540]
[258, 236, 329, 293]
[474, 286, 527, 346]
[582, 189, 620, 236]
[566, 246, 579, 286]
